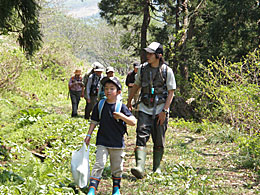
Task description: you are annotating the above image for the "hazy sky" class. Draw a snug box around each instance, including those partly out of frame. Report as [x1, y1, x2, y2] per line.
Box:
[64, 0, 100, 18]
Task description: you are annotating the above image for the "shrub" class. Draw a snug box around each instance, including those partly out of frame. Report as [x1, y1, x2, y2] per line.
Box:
[235, 134, 260, 172]
[192, 50, 260, 134]
[0, 41, 27, 90]
[32, 41, 80, 80]
[17, 108, 48, 128]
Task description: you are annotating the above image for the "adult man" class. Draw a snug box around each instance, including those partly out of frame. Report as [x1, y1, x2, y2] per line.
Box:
[125, 62, 140, 105]
[68, 69, 84, 117]
[127, 42, 176, 179]
[84, 62, 104, 119]
[106, 66, 115, 77]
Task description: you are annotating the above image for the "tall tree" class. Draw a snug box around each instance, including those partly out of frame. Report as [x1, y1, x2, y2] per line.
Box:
[99, 0, 153, 63]
[0, 0, 42, 55]
[99, 0, 260, 96]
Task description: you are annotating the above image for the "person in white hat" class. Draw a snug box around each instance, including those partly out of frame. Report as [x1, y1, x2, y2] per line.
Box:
[68, 69, 84, 117]
[127, 42, 176, 179]
[98, 66, 115, 100]
[85, 62, 104, 119]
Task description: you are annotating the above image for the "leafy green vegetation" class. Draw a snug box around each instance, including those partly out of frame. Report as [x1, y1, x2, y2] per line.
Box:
[192, 52, 260, 133]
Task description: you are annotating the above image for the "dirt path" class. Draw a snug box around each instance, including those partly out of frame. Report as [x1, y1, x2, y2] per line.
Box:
[58, 99, 260, 194]
[167, 127, 260, 194]
[93, 118, 260, 194]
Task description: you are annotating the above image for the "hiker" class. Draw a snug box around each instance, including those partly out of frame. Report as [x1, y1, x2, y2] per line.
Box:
[125, 62, 140, 105]
[127, 42, 176, 179]
[98, 66, 115, 100]
[84, 76, 136, 195]
[84, 62, 104, 119]
[68, 69, 84, 117]
[125, 62, 140, 117]
[83, 63, 95, 98]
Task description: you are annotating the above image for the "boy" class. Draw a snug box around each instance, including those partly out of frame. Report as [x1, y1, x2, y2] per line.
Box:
[84, 77, 136, 195]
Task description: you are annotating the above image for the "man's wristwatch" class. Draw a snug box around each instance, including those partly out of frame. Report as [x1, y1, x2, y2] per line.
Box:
[162, 108, 168, 114]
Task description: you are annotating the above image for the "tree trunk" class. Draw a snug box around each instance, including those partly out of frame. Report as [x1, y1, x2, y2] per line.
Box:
[179, 0, 189, 82]
[140, 0, 151, 63]
[170, 0, 181, 73]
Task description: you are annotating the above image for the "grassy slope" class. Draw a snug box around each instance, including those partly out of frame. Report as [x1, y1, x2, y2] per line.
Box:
[0, 67, 260, 194]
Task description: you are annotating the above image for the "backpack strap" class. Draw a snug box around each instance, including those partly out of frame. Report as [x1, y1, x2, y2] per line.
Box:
[98, 98, 106, 120]
[140, 62, 147, 85]
[162, 63, 168, 82]
[98, 98, 127, 135]
[98, 98, 122, 120]
[115, 100, 122, 122]
[115, 100, 122, 113]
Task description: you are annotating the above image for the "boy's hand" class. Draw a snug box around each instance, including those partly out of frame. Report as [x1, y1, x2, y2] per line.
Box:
[113, 112, 123, 120]
[84, 136, 91, 145]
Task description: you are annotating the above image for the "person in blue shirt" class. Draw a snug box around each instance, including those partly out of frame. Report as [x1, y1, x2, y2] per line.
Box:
[84, 77, 136, 195]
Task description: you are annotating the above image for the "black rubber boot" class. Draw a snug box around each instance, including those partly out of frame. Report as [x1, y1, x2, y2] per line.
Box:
[131, 147, 147, 179]
[153, 147, 164, 173]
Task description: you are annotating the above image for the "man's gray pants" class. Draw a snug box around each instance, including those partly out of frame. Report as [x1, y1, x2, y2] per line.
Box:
[70, 90, 81, 117]
[136, 111, 168, 148]
[85, 95, 98, 119]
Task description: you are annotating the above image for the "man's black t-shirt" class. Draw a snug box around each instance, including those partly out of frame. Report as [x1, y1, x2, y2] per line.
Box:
[91, 101, 132, 148]
[125, 70, 136, 86]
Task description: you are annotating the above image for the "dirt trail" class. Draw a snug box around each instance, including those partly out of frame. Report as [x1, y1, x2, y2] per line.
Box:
[63, 101, 260, 194]
[96, 120, 260, 194]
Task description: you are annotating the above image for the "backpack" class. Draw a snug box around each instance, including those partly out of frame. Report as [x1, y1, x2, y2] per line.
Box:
[140, 62, 168, 84]
[98, 98, 122, 120]
[98, 98, 128, 135]
[83, 69, 94, 87]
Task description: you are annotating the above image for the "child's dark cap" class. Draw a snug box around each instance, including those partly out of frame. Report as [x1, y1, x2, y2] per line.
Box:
[101, 76, 122, 90]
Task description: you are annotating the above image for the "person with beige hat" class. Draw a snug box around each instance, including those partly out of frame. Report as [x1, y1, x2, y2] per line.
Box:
[68, 69, 84, 117]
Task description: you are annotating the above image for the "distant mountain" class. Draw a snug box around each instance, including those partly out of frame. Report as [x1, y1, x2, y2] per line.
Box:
[63, 0, 101, 18]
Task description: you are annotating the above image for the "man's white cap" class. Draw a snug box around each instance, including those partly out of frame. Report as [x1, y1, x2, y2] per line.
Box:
[92, 62, 104, 71]
[106, 66, 115, 73]
[144, 42, 163, 55]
